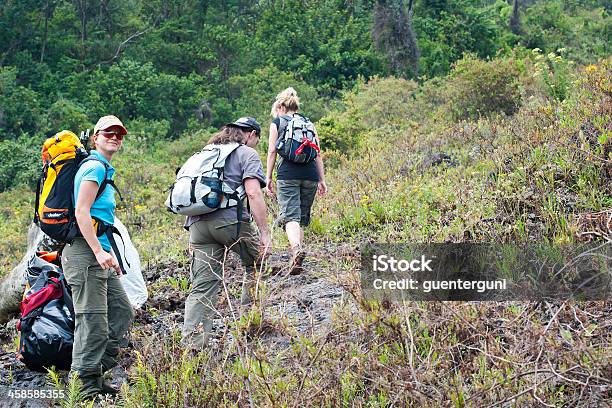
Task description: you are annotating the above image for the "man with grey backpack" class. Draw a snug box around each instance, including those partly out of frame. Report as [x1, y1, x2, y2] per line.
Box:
[166, 117, 270, 348]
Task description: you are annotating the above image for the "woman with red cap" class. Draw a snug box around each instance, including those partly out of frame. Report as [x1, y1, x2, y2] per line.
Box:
[61, 115, 133, 399]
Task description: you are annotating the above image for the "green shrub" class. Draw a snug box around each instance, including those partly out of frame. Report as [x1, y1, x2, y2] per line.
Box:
[0, 67, 44, 140]
[445, 54, 523, 120]
[522, 0, 611, 65]
[43, 98, 92, 136]
[255, 0, 383, 94]
[125, 117, 172, 149]
[63, 60, 206, 138]
[317, 77, 418, 153]
[0, 186, 33, 275]
[532, 48, 574, 102]
[227, 65, 327, 136]
[316, 116, 357, 153]
[413, 0, 504, 78]
[0, 136, 40, 192]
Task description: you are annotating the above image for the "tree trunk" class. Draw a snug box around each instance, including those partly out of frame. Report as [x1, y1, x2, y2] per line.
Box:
[0, 224, 45, 324]
[39, 0, 58, 63]
[405, 0, 419, 78]
[40, 0, 50, 63]
[373, 0, 420, 78]
[74, 0, 88, 69]
[510, 0, 521, 35]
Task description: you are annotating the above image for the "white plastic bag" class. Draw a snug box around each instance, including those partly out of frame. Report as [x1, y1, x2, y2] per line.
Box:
[112, 218, 148, 308]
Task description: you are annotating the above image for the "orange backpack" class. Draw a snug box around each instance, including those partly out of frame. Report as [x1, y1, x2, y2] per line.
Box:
[34, 130, 117, 241]
[33, 130, 129, 273]
[33, 130, 89, 242]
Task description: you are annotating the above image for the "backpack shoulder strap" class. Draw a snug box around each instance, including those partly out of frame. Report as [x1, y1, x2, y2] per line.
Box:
[277, 115, 293, 140]
[79, 156, 123, 201]
[104, 227, 129, 275]
[201, 142, 242, 169]
[33, 164, 46, 224]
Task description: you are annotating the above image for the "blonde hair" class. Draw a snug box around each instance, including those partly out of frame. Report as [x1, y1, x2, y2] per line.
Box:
[270, 87, 300, 117]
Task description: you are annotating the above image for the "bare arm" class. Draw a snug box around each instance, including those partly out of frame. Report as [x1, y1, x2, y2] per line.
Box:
[75, 180, 120, 273]
[244, 177, 271, 259]
[265, 122, 278, 197]
[315, 154, 328, 196]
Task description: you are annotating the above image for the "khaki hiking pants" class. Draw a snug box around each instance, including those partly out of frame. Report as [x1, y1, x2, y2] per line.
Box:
[183, 219, 260, 348]
[62, 238, 133, 395]
[276, 179, 318, 227]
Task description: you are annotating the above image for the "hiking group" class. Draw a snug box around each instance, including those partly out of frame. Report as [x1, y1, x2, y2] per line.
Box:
[27, 87, 327, 399]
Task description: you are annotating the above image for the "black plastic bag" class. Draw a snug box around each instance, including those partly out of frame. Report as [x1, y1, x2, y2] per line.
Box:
[18, 256, 74, 371]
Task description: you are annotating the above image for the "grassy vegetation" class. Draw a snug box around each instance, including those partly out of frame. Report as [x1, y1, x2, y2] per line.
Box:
[0, 186, 35, 275]
[1, 54, 609, 275]
[46, 250, 611, 407]
[313, 54, 611, 245]
[1, 54, 610, 406]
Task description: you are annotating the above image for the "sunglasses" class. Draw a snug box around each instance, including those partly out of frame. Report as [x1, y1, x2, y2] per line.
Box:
[98, 130, 125, 140]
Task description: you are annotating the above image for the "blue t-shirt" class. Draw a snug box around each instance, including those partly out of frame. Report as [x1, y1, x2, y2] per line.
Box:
[73, 150, 116, 251]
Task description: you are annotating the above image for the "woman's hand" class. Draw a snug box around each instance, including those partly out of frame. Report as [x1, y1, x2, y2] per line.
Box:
[264, 181, 276, 199]
[75, 180, 121, 275]
[318, 181, 328, 196]
[94, 249, 121, 275]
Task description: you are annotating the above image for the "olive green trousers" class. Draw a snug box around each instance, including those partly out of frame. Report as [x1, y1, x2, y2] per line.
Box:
[183, 219, 260, 348]
[62, 238, 133, 397]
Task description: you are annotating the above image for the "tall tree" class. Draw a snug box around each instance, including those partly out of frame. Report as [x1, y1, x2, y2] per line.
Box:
[72, 0, 94, 68]
[0, 0, 41, 66]
[509, 0, 521, 35]
[373, 0, 420, 78]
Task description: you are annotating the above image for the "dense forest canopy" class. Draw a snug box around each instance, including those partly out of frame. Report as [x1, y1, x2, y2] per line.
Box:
[0, 0, 610, 191]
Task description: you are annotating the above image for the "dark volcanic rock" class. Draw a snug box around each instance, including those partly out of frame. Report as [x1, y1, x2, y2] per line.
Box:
[422, 152, 458, 168]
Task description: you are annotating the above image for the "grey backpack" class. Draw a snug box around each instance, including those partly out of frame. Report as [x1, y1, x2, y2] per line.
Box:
[276, 113, 320, 164]
[165, 143, 245, 216]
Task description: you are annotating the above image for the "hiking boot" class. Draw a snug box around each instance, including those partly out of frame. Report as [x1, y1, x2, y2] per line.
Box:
[181, 329, 210, 350]
[77, 373, 103, 401]
[101, 380, 120, 396]
[288, 249, 306, 275]
[80, 388, 99, 402]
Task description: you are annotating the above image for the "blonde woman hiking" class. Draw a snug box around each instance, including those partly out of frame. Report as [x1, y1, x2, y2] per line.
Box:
[265, 87, 327, 274]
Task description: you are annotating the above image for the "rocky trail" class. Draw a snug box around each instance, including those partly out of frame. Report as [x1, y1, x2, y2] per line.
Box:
[0, 244, 357, 407]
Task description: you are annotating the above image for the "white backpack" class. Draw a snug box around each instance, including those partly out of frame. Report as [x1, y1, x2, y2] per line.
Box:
[165, 143, 245, 216]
